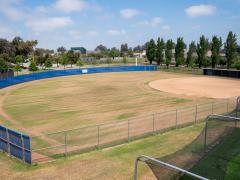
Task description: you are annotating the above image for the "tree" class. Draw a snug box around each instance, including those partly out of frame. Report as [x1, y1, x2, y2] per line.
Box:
[60, 53, 68, 69]
[15, 55, 23, 65]
[0, 57, 8, 72]
[165, 39, 175, 68]
[44, 58, 53, 69]
[0, 38, 16, 62]
[29, 60, 38, 72]
[57, 46, 66, 54]
[175, 37, 186, 67]
[109, 47, 120, 59]
[156, 38, 165, 65]
[225, 31, 238, 69]
[66, 50, 77, 68]
[76, 58, 84, 68]
[122, 56, 128, 64]
[14, 63, 22, 75]
[146, 39, 156, 64]
[95, 44, 107, 52]
[120, 43, 128, 56]
[211, 36, 222, 68]
[186, 41, 196, 67]
[196, 35, 209, 68]
[233, 57, 240, 70]
[127, 47, 134, 57]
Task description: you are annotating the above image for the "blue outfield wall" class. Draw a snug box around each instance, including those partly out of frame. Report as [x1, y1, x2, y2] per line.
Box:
[0, 125, 31, 164]
[0, 65, 157, 89]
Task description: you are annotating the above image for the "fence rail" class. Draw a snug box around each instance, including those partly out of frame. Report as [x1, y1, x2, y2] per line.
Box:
[31, 97, 238, 163]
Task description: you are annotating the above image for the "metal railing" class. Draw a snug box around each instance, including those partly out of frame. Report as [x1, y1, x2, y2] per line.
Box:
[134, 155, 209, 180]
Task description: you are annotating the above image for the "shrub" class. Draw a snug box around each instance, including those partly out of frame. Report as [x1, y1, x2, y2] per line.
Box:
[29, 61, 38, 72]
[234, 58, 240, 70]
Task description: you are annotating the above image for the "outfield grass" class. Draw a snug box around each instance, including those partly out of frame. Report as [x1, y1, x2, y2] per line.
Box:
[0, 124, 204, 180]
[1, 71, 209, 135]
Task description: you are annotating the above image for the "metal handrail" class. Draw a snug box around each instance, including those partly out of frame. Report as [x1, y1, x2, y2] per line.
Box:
[134, 155, 208, 180]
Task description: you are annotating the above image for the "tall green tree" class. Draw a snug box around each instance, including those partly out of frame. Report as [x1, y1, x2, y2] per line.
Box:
[146, 39, 156, 64]
[211, 36, 222, 68]
[29, 60, 38, 72]
[0, 57, 8, 72]
[175, 37, 186, 67]
[186, 41, 196, 67]
[60, 53, 68, 69]
[109, 47, 120, 59]
[44, 58, 53, 69]
[14, 63, 22, 75]
[196, 35, 209, 68]
[156, 38, 165, 65]
[225, 31, 238, 69]
[165, 39, 175, 68]
[66, 50, 77, 68]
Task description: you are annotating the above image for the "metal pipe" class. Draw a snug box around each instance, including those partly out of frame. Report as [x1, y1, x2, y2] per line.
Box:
[134, 155, 209, 180]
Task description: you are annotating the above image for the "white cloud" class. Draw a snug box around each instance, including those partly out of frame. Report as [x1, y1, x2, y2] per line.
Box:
[0, 0, 26, 21]
[55, 0, 88, 13]
[26, 17, 73, 32]
[185, 4, 216, 18]
[137, 17, 163, 27]
[120, 8, 140, 18]
[107, 29, 126, 36]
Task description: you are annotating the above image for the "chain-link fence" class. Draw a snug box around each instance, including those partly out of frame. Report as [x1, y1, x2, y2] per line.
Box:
[135, 98, 240, 180]
[31, 97, 238, 163]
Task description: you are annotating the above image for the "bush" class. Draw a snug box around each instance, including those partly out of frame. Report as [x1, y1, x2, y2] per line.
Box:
[76, 59, 84, 67]
[234, 58, 240, 70]
[29, 61, 38, 72]
[123, 56, 128, 64]
[106, 58, 113, 64]
[44, 58, 53, 69]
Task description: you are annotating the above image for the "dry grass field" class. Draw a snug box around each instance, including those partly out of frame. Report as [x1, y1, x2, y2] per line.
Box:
[0, 71, 210, 136]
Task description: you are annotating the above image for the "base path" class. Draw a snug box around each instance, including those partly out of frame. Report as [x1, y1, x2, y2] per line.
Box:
[149, 77, 240, 99]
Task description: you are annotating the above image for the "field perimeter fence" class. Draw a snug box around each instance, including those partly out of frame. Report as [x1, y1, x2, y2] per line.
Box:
[31, 97, 238, 163]
[0, 65, 157, 89]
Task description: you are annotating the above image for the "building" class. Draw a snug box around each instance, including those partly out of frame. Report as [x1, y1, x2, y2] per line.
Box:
[71, 47, 87, 54]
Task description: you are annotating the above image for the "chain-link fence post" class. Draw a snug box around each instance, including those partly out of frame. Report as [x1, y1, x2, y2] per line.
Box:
[152, 114, 155, 134]
[211, 102, 214, 114]
[227, 99, 229, 113]
[128, 120, 130, 142]
[195, 105, 198, 123]
[97, 125, 100, 148]
[64, 131, 68, 157]
[176, 109, 178, 129]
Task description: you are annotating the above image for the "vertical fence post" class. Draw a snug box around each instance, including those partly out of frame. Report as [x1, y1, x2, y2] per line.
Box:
[21, 134, 25, 163]
[128, 120, 130, 142]
[175, 109, 178, 129]
[6, 129, 10, 154]
[195, 105, 198, 123]
[97, 125, 100, 148]
[227, 99, 229, 113]
[152, 114, 155, 134]
[204, 119, 208, 153]
[64, 131, 68, 157]
[211, 102, 214, 114]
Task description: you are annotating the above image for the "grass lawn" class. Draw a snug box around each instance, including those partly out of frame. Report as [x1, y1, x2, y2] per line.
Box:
[184, 128, 240, 179]
[0, 124, 204, 180]
[1, 71, 209, 135]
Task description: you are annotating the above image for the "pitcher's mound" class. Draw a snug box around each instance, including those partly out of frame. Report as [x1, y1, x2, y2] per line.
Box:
[149, 77, 240, 99]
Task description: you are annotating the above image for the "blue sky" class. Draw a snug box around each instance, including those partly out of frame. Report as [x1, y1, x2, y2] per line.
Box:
[0, 0, 239, 50]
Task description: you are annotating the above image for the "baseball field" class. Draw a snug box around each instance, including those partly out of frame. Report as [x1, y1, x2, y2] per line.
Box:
[0, 69, 239, 179]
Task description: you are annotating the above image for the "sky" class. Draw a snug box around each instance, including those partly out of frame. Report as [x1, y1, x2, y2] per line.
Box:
[0, 0, 240, 50]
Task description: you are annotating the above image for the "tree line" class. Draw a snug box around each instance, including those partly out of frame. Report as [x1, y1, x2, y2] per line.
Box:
[146, 31, 240, 69]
